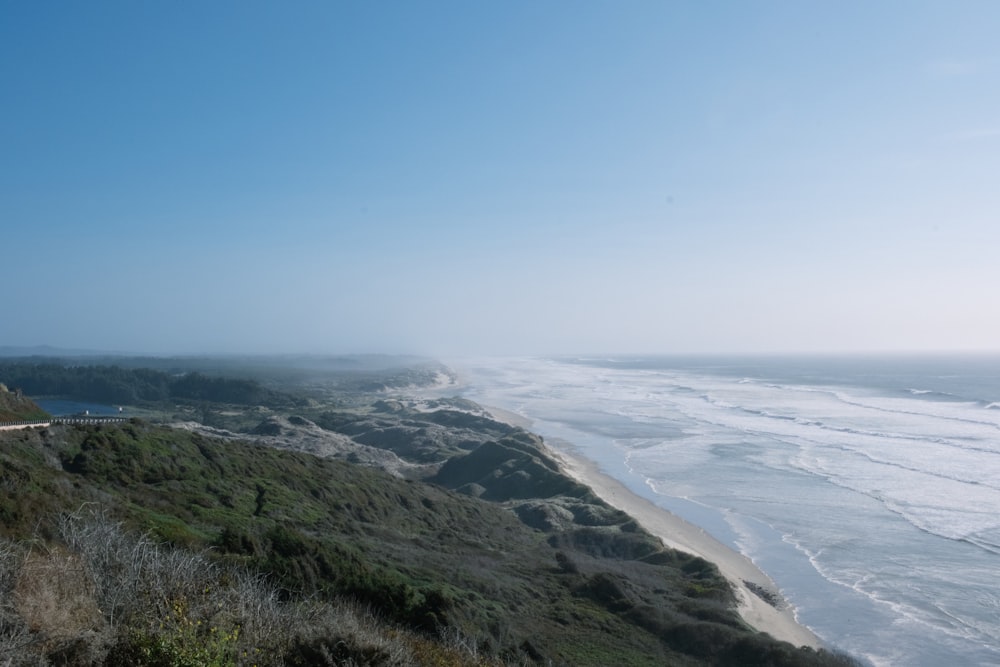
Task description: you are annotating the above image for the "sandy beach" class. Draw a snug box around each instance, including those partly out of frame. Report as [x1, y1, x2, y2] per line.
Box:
[484, 405, 823, 650]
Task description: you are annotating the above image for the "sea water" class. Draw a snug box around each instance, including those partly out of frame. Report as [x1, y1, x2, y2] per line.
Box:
[454, 355, 1000, 667]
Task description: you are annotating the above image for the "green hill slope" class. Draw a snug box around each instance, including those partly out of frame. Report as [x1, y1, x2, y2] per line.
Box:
[0, 419, 856, 666]
[0, 383, 49, 421]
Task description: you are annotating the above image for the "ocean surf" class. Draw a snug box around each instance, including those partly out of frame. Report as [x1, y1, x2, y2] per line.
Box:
[456, 354, 1000, 667]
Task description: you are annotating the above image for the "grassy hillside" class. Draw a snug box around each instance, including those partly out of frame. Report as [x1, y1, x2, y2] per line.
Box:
[0, 419, 858, 666]
[0, 383, 49, 422]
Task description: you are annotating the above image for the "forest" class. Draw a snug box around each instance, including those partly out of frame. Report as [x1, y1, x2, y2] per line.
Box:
[0, 362, 298, 408]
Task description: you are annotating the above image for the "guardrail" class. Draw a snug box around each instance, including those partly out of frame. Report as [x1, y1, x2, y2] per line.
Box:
[52, 417, 130, 424]
[0, 419, 52, 430]
[53, 417, 129, 425]
[0, 417, 130, 430]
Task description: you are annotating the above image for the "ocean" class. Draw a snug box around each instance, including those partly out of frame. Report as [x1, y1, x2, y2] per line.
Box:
[454, 355, 1000, 667]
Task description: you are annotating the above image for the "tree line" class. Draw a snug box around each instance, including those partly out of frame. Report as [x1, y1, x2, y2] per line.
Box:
[0, 362, 298, 407]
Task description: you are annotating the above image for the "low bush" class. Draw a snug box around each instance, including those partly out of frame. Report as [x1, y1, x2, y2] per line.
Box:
[0, 419, 861, 666]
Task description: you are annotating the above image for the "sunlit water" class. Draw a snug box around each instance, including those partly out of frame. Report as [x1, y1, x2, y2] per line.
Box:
[454, 355, 1000, 667]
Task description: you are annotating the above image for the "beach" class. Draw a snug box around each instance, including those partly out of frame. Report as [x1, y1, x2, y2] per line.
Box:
[460, 355, 1000, 666]
[483, 405, 823, 650]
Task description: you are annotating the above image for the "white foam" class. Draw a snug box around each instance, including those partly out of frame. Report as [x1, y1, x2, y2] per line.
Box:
[455, 357, 1000, 666]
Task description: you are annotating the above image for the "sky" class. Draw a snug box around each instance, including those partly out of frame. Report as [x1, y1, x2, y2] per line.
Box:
[2, 2, 999, 357]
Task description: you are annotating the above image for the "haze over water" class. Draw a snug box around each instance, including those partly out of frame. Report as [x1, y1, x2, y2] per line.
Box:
[457, 355, 1000, 667]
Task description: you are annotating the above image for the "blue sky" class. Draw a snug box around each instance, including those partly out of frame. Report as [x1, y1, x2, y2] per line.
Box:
[3, 2, 999, 356]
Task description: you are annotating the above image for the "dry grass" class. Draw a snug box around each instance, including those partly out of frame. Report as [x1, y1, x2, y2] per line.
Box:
[14, 546, 104, 640]
[0, 541, 45, 666]
[0, 509, 506, 666]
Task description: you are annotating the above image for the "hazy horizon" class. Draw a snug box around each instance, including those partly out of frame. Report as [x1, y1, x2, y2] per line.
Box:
[4, 3, 999, 358]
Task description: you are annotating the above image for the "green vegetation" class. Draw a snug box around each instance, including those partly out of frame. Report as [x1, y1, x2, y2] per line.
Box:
[0, 362, 299, 408]
[4, 509, 487, 667]
[0, 383, 49, 422]
[1, 420, 858, 666]
[0, 359, 861, 666]
[0, 355, 450, 408]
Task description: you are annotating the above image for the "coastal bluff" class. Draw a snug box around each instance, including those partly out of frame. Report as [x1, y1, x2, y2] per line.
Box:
[0, 383, 49, 423]
[0, 360, 858, 666]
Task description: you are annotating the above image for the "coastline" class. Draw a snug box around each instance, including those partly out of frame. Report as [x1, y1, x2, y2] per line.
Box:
[483, 405, 823, 650]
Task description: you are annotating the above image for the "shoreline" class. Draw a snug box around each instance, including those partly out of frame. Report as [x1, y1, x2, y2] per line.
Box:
[482, 405, 824, 650]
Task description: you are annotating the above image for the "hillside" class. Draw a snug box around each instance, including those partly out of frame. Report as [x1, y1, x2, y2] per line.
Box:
[0, 383, 49, 422]
[0, 361, 858, 666]
[0, 362, 300, 408]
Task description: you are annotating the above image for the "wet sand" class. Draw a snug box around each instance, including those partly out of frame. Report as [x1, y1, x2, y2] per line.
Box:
[484, 405, 823, 649]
